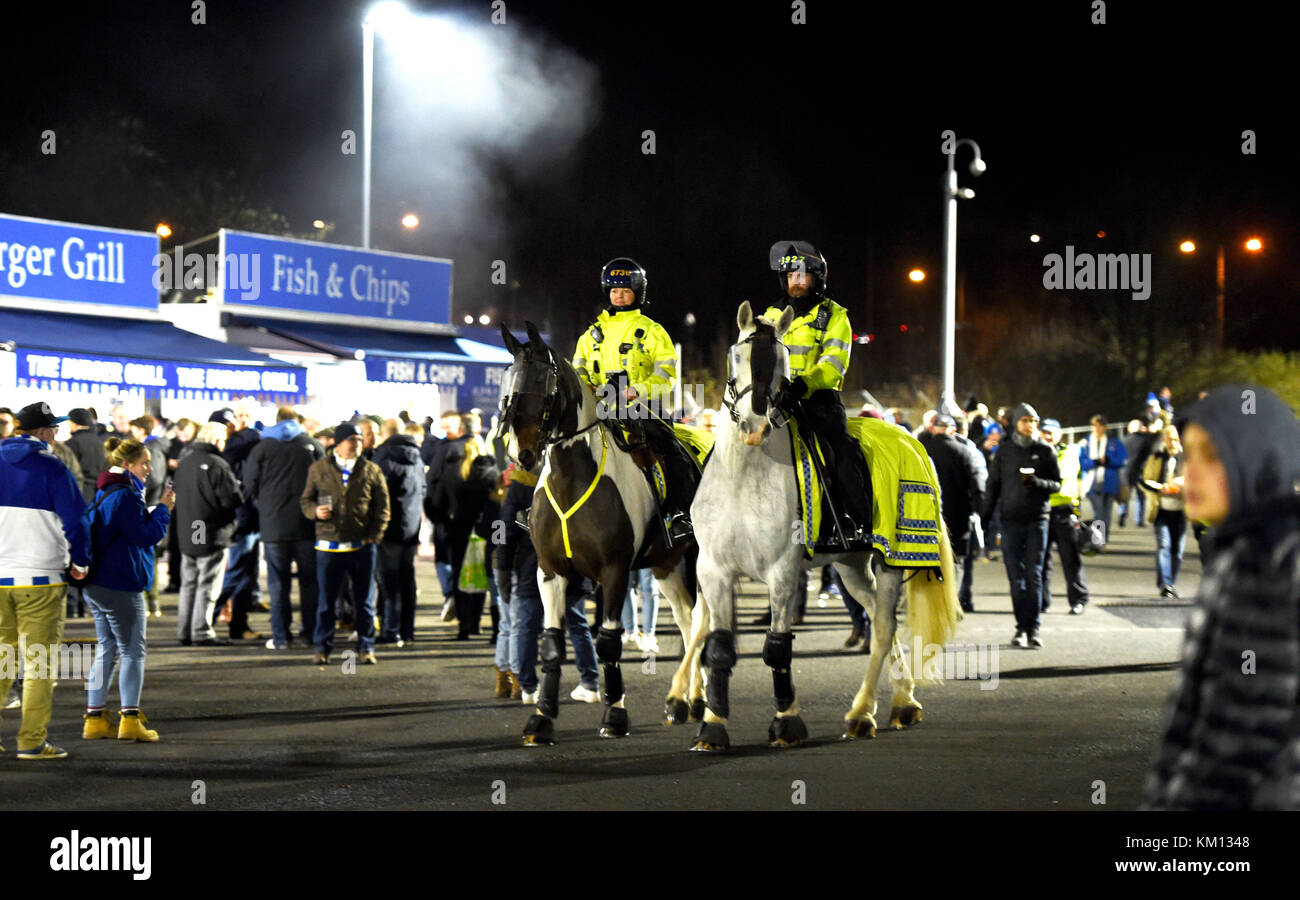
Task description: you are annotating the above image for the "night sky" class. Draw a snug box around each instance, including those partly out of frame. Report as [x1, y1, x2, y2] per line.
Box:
[2, 1, 1295, 409]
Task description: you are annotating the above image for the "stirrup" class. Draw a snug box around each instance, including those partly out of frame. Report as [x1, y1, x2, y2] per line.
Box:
[667, 512, 693, 543]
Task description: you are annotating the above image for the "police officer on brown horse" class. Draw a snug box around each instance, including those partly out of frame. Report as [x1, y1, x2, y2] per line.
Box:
[765, 240, 873, 549]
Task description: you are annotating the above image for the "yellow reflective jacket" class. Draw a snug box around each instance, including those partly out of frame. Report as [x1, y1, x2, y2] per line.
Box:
[1050, 441, 1082, 509]
[761, 298, 852, 393]
[572, 308, 677, 404]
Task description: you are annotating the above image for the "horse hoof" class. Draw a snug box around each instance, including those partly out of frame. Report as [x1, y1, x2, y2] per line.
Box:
[767, 715, 809, 748]
[665, 698, 690, 726]
[598, 706, 630, 739]
[688, 699, 706, 722]
[841, 718, 876, 741]
[522, 714, 555, 747]
[689, 721, 731, 752]
[888, 706, 923, 729]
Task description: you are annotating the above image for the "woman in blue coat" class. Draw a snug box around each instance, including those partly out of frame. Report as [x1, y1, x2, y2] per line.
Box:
[80, 438, 174, 743]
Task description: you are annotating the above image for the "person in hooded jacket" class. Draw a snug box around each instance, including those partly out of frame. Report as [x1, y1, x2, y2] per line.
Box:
[981, 402, 1061, 649]
[1142, 384, 1300, 810]
[127, 415, 170, 618]
[81, 438, 174, 743]
[65, 408, 108, 502]
[174, 422, 243, 646]
[243, 407, 325, 650]
[372, 419, 426, 646]
[212, 407, 263, 641]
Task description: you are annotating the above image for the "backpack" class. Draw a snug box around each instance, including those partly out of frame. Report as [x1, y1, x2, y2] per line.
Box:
[75, 483, 131, 584]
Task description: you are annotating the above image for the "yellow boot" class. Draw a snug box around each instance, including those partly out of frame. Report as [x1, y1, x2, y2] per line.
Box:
[82, 713, 115, 740]
[117, 711, 160, 742]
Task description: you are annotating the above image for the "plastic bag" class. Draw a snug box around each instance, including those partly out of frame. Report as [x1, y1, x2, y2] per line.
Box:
[458, 534, 489, 592]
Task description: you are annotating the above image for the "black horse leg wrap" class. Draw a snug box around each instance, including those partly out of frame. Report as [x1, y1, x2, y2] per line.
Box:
[602, 663, 624, 704]
[703, 630, 737, 671]
[540, 627, 565, 669]
[772, 669, 796, 712]
[703, 630, 737, 719]
[595, 627, 624, 664]
[761, 631, 794, 669]
[706, 670, 731, 720]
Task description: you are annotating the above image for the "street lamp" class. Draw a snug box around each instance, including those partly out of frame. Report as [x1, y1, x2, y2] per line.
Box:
[362, 2, 412, 249]
[155, 223, 172, 239]
[940, 135, 984, 417]
[401, 213, 419, 229]
[908, 268, 926, 283]
[1179, 235, 1265, 351]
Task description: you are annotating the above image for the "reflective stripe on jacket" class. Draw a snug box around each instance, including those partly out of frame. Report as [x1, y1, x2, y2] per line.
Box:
[761, 299, 852, 392]
[572, 308, 677, 404]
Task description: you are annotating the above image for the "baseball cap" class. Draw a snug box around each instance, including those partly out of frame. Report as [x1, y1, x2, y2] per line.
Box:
[1040, 418, 1061, 433]
[68, 408, 95, 427]
[16, 402, 68, 430]
[333, 422, 359, 444]
[209, 408, 236, 425]
[934, 413, 957, 429]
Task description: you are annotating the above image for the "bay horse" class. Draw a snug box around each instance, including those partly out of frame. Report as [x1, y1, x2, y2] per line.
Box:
[498, 321, 707, 745]
[688, 302, 961, 751]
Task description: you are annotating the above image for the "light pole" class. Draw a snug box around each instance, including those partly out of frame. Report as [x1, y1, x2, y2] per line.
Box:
[362, 1, 412, 249]
[1178, 236, 1263, 352]
[941, 136, 984, 416]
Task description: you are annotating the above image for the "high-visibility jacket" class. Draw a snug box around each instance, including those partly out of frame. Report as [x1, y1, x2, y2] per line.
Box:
[761, 298, 852, 393]
[1050, 441, 1082, 509]
[572, 308, 677, 404]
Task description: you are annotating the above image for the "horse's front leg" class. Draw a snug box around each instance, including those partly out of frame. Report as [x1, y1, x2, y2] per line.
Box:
[656, 563, 702, 725]
[595, 566, 632, 738]
[522, 570, 568, 747]
[765, 561, 809, 748]
[690, 555, 736, 752]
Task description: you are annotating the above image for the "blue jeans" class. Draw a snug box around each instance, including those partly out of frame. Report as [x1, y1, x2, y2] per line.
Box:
[1001, 519, 1049, 634]
[265, 539, 319, 648]
[314, 546, 377, 654]
[85, 586, 147, 710]
[620, 568, 658, 634]
[495, 584, 517, 672]
[514, 578, 543, 691]
[1088, 491, 1116, 540]
[567, 583, 599, 689]
[1154, 509, 1187, 588]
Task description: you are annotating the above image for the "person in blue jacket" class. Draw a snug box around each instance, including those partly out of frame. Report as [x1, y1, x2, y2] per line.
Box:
[1079, 414, 1128, 543]
[81, 438, 174, 743]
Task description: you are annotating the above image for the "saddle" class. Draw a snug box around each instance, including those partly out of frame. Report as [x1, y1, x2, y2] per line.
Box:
[789, 417, 946, 565]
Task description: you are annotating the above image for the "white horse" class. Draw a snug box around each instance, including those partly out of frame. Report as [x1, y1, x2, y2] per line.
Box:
[688, 302, 961, 751]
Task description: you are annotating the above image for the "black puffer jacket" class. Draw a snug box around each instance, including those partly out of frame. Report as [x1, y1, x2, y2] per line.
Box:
[66, 427, 108, 501]
[982, 436, 1060, 524]
[1142, 384, 1300, 810]
[223, 426, 261, 535]
[243, 420, 323, 543]
[372, 433, 426, 544]
[174, 441, 243, 556]
[927, 431, 985, 539]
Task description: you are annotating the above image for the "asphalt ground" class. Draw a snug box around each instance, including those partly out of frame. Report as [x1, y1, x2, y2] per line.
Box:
[0, 519, 1204, 814]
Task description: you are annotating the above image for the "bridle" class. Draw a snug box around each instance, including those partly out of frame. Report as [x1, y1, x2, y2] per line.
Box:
[722, 330, 791, 427]
[499, 345, 600, 451]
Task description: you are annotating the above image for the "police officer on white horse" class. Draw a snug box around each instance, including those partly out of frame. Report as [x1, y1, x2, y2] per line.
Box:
[765, 240, 873, 549]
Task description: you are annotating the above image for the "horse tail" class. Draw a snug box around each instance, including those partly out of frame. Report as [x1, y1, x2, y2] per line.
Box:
[902, 517, 963, 685]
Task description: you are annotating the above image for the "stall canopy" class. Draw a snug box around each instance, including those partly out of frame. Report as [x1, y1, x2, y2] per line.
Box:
[227, 315, 512, 411]
[1, 308, 306, 405]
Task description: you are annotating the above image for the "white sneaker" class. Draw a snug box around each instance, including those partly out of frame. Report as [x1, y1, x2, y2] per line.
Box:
[570, 684, 601, 703]
[264, 638, 288, 650]
[622, 631, 635, 647]
[521, 689, 539, 705]
[640, 633, 660, 655]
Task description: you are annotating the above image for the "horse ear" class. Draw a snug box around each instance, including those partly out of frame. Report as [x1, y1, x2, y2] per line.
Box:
[737, 301, 753, 332]
[775, 305, 795, 339]
[524, 320, 544, 347]
[500, 323, 524, 357]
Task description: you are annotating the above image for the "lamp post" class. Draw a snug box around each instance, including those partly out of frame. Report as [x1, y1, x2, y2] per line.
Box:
[940, 136, 984, 416]
[362, 2, 412, 249]
[1179, 236, 1263, 352]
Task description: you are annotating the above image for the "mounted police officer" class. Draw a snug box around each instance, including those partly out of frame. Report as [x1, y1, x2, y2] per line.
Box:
[765, 240, 872, 549]
[573, 258, 697, 544]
